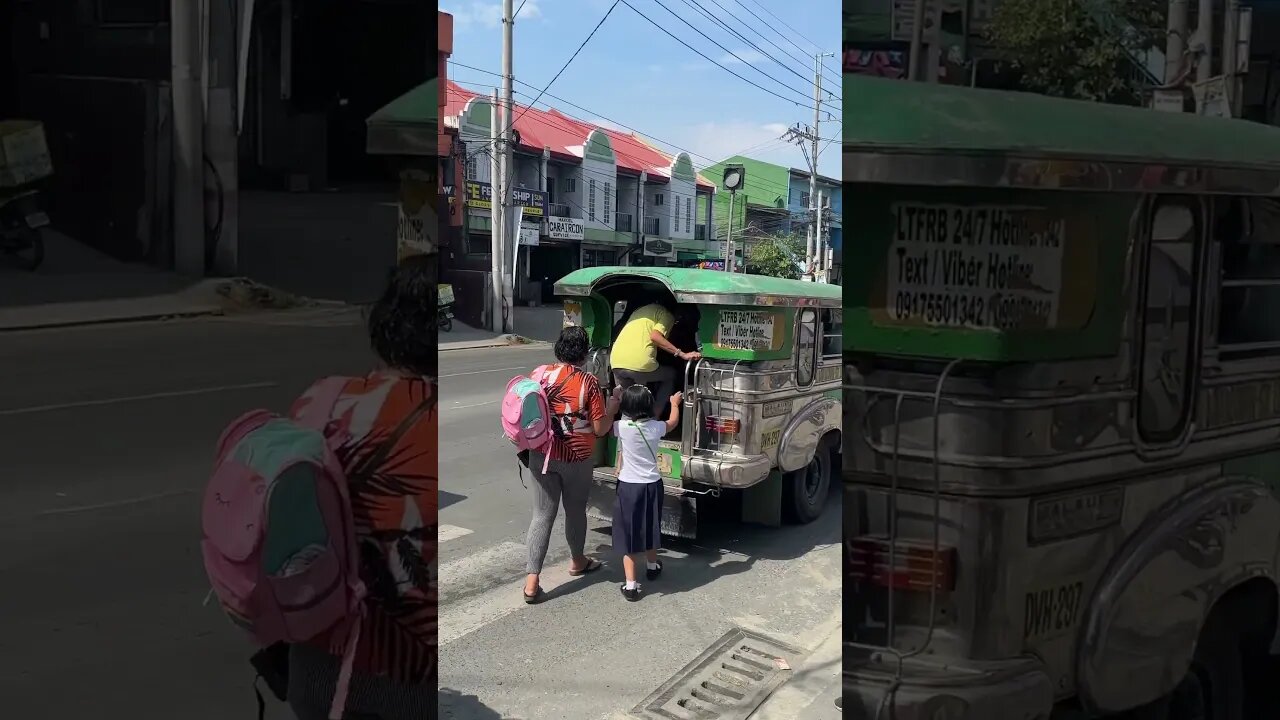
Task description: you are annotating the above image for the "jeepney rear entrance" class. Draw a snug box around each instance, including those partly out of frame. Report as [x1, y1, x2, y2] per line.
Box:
[553, 267, 842, 539]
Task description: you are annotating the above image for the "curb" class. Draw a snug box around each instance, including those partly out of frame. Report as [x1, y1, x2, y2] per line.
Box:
[0, 306, 225, 333]
[439, 333, 541, 351]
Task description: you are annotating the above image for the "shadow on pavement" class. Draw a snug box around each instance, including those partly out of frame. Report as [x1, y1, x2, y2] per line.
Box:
[440, 687, 511, 719]
[576, 480, 841, 600]
[440, 489, 467, 511]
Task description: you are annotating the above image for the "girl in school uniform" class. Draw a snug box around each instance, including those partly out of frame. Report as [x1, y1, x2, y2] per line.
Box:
[613, 384, 682, 601]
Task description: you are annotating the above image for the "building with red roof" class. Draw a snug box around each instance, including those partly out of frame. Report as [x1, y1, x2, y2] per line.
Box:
[443, 79, 720, 304]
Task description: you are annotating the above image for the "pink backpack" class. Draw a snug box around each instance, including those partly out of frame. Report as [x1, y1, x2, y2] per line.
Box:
[201, 377, 364, 720]
[501, 364, 585, 474]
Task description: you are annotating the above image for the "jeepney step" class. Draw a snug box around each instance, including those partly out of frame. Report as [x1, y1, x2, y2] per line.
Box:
[629, 627, 803, 720]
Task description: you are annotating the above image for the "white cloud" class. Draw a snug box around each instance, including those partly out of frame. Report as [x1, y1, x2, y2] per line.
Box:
[718, 49, 766, 66]
[442, 0, 541, 30]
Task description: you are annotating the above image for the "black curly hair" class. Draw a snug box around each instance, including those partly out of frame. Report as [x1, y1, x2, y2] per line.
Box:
[367, 254, 437, 378]
[554, 325, 590, 364]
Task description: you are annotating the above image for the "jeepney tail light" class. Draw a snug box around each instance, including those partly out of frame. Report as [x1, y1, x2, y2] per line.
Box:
[705, 416, 741, 434]
[848, 536, 957, 592]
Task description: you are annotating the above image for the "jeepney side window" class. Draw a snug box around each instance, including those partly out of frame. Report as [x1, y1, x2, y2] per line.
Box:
[821, 309, 842, 357]
[1136, 198, 1203, 444]
[1218, 197, 1280, 358]
[796, 309, 819, 386]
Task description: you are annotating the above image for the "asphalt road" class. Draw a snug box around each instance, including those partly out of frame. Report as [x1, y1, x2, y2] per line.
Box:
[438, 344, 842, 720]
[0, 308, 374, 719]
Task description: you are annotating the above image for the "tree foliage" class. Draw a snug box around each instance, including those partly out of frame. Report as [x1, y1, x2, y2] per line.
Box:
[984, 0, 1166, 103]
[744, 235, 804, 280]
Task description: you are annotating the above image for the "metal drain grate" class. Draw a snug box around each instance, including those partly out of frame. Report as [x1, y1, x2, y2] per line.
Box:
[630, 627, 804, 720]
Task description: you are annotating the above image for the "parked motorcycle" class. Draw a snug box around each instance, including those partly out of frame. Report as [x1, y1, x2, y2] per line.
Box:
[0, 189, 47, 271]
[439, 283, 455, 332]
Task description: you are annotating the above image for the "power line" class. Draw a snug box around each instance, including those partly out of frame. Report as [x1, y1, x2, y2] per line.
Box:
[678, 0, 842, 103]
[619, 0, 818, 112]
[716, 0, 843, 90]
[647, 0, 816, 107]
[498, 0, 620, 145]
[736, 0, 824, 56]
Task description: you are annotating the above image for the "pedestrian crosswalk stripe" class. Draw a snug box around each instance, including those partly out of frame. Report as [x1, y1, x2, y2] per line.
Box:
[438, 524, 474, 543]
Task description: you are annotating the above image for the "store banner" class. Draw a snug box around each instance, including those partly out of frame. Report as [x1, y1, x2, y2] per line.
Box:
[465, 180, 548, 218]
[546, 216, 584, 241]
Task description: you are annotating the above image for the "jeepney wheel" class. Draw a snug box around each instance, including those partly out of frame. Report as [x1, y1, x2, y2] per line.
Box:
[783, 441, 832, 524]
[1130, 610, 1242, 720]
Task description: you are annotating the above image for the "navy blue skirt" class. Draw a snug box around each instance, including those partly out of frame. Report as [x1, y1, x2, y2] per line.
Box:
[613, 481, 662, 554]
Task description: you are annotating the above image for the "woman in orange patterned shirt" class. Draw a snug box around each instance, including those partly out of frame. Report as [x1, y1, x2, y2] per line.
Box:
[286, 256, 437, 720]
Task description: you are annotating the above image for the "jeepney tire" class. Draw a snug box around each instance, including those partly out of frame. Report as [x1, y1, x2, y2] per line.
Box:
[1129, 608, 1243, 720]
[782, 439, 833, 525]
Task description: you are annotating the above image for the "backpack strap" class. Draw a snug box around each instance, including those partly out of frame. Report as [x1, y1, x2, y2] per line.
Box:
[329, 610, 365, 720]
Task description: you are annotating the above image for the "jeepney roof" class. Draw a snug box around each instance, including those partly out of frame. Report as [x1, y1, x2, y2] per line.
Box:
[554, 266, 841, 308]
[365, 79, 437, 157]
[842, 74, 1280, 196]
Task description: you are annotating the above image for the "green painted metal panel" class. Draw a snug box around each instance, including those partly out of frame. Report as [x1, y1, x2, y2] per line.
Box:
[698, 305, 795, 361]
[842, 74, 1280, 171]
[555, 266, 841, 304]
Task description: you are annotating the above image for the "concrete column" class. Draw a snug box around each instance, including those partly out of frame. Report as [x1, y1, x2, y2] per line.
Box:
[171, 0, 205, 276]
[206, 0, 240, 274]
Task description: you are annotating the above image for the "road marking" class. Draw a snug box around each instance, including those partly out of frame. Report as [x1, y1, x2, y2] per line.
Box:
[439, 541, 578, 647]
[0, 381, 278, 417]
[37, 488, 196, 516]
[438, 524, 474, 543]
[447, 400, 497, 410]
[439, 366, 530, 379]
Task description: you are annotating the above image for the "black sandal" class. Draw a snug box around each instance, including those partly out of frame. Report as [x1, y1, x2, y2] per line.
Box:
[523, 586, 546, 604]
[568, 558, 602, 576]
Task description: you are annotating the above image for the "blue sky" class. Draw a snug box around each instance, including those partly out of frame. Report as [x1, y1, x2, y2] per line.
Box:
[441, 0, 842, 180]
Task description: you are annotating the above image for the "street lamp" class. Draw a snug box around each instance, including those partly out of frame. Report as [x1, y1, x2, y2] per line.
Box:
[722, 164, 744, 272]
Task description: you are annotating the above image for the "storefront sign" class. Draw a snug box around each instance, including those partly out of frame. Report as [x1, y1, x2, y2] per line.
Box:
[397, 169, 437, 260]
[518, 226, 540, 246]
[884, 203, 1067, 331]
[643, 237, 674, 260]
[715, 309, 780, 351]
[546, 216, 584, 241]
[464, 180, 547, 217]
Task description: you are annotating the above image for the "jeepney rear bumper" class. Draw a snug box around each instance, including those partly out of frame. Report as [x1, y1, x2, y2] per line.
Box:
[588, 470, 700, 539]
[844, 646, 1054, 720]
[683, 452, 771, 489]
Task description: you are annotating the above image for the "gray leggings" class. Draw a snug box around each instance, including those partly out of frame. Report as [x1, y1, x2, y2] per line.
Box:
[526, 453, 592, 574]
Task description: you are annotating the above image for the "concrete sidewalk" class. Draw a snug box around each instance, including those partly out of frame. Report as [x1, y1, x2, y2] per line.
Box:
[749, 617, 843, 720]
[439, 304, 564, 350]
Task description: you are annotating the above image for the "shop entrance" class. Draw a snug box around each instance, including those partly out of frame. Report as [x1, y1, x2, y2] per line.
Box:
[528, 243, 577, 304]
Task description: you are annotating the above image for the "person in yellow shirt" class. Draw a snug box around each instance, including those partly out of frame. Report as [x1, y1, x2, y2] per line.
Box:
[610, 301, 700, 418]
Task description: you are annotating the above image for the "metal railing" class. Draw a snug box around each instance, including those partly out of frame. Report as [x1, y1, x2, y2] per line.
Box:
[695, 224, 706, 241]
[548, 203, 572, 218]
[644, 217, 660, 235]
[616, 212, 633, 232]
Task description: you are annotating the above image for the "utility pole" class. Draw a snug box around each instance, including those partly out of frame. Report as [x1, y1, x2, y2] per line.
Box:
[782, 51, 834, 283]
[1224, 0, 1240, 115]
[500, 0, 515, 333]
[806, 53, 822, 282]
[815, 189, 825, 281]
[1196, 0, 1213, 84]
[908, 0, 927, 82]
[1166, 0, 1188, 84]
[171, 0, 204, 276]
[724, 192, 736, 272]
[489, 89, 504, 333]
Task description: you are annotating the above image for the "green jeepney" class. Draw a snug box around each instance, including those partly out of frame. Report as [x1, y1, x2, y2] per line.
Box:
[842, 73, 1280, 719]
[554, 266, 842, 538]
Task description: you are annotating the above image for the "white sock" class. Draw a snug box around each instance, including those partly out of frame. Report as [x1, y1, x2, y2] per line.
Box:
[647, 562, 660, 570]
[624, 580, 639, 590]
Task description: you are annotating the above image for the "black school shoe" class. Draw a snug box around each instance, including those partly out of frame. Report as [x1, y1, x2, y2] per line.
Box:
[621, 583, 642, 601]
[646, 561, 663, 581]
